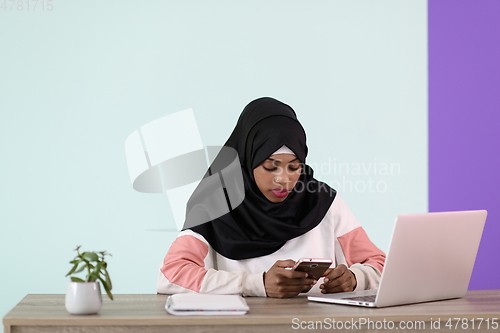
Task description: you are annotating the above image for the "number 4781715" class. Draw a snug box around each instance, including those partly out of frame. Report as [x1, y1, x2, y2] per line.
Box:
[445, 318, 498, 330]
[1, 0, 54, 11]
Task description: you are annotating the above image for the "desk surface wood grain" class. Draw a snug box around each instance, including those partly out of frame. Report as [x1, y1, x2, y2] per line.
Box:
[3, 290, 500, 333]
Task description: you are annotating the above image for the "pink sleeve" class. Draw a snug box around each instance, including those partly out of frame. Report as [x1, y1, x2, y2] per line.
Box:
[160, 235, 209, 293]
[337, 226, 385, 274]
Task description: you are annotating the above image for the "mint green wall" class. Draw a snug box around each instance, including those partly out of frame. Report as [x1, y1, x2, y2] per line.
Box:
[0, 1, 426, 327]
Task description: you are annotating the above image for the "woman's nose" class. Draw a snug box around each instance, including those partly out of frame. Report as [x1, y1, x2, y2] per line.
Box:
[274, 174, 290, 183]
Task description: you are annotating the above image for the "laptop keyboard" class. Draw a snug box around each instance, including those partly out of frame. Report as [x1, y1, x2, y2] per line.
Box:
[341, 295, 376, 302]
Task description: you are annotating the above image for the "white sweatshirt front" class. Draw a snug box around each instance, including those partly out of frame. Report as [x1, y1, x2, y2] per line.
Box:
[157, 195, 385, 296]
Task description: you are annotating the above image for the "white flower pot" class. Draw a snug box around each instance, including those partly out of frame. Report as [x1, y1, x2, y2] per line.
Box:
[65, 281, 102, 315]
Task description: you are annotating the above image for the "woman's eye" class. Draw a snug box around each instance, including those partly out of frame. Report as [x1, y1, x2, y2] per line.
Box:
[288, 166, 300, 172]
[263, 166, 277, 171]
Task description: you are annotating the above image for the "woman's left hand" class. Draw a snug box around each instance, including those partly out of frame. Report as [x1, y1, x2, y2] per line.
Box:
[319, 264, 357, 293]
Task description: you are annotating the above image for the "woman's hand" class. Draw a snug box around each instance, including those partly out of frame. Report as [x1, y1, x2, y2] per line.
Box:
[264, 260, 317, 298]
[319, 264, 357, 293]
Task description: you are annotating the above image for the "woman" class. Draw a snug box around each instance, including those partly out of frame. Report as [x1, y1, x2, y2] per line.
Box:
[157, 97, 385, 298]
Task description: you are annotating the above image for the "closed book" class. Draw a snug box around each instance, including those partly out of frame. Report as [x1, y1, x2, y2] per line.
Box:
[166, 293, 249, 316]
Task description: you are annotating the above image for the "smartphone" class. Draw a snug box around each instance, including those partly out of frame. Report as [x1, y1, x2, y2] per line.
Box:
[292, 258, 333, 280]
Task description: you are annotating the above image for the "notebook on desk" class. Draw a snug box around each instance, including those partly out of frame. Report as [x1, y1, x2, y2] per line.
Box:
[308, 210, 487, 308]
[166, 293, 249, 315]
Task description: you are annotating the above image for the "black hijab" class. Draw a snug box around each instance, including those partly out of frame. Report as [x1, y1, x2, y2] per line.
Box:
[188, 97, 336, 260]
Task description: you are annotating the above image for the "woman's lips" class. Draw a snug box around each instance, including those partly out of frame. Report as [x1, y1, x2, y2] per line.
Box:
[271, 189, 289, 198]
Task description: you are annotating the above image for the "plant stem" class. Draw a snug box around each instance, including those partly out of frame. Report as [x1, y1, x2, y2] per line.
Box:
[78, 253, 92, 282]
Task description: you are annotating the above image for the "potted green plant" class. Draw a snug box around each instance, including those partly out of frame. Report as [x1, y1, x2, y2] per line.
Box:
[65, 245, 113, 315]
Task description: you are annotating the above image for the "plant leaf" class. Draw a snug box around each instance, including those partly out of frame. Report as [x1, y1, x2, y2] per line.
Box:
[74, 265, 85, 274]
[101, 276, 111, 291]
[98, 277, 113, 300]
[65, 263, 78, 277]
[94, 262, 102, 275]
[69, 259, 81, 265]
[103, 268, 112, 290]
[88, 272, 99, 282]
[82, 252, 99, 262]
[71, 277, 85, 282]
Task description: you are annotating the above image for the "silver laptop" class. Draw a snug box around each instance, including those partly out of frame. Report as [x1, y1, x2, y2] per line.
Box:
[308, 210, 487, 308]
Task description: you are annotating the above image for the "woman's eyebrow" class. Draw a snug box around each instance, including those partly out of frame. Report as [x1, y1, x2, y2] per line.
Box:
[266, 158, 299, 163]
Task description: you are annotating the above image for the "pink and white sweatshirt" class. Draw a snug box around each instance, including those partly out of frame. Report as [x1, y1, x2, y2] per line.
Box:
[157, 195, 385, 296]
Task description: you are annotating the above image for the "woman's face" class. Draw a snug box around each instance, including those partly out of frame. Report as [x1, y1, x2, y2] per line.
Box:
[253, 153, 302, 203]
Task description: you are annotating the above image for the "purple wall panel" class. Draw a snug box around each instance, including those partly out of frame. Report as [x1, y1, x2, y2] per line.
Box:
[429, 1, 500, 289]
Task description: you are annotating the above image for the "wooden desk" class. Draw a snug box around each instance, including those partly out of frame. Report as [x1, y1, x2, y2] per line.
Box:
[3, 290, 499, 333]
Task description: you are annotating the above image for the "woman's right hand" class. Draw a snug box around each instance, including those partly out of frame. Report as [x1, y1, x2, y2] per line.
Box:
[263, 260, 317, 298]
